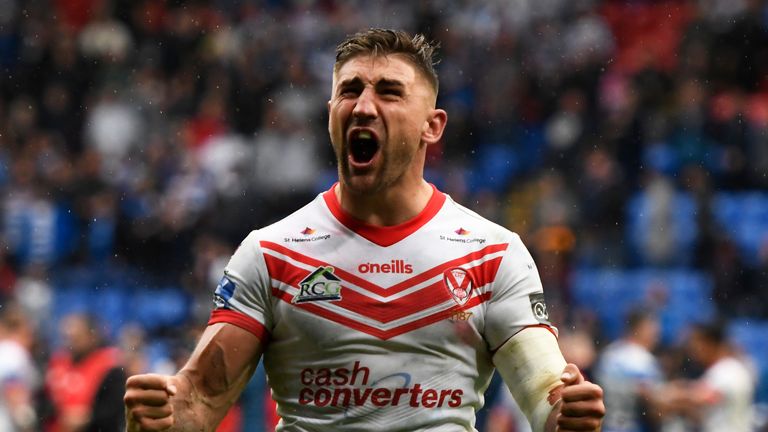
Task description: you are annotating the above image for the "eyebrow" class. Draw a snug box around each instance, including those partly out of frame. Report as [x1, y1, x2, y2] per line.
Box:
[337, 77, 406, 91]
[376, 78, 405, 89]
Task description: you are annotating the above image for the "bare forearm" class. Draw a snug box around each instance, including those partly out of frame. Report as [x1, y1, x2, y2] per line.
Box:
[164, 371, 224, 432]
[168, 360, 256, 430]
[125, 323, 264, 432]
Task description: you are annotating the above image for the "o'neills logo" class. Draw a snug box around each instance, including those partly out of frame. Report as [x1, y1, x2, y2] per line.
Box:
[443, 268, 474, 306]
[358, 260, 413, 274]
[299, 361, 463, 408]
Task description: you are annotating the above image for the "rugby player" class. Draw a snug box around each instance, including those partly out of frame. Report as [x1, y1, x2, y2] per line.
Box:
[124, 28, 605, 432]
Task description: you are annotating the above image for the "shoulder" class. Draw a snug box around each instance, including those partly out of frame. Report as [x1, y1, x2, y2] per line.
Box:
[602, 342, 660, 374]
[440, 194, 521, 244]
[709, 357, 754, 381]
[439, 194, 537, 281]
[0, 341, 33, 375]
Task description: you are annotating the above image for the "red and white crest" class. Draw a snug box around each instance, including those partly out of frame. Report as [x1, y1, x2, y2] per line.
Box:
[443, 267, 474, 306]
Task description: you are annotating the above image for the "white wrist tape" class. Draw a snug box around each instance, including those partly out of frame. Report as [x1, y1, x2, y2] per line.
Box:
[492, 326, 566, 432]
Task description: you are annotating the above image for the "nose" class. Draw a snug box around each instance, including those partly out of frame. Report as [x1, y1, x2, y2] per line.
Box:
[352, 87, 377, 121]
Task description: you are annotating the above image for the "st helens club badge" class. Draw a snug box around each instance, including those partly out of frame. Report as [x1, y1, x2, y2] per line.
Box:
[443, 268, 474, 306]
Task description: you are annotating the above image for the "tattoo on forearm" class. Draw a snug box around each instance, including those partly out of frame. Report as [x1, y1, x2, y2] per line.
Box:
[197, 339, 230, 396]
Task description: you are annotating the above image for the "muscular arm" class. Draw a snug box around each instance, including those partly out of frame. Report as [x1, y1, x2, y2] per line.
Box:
[125, 322, 264, 432]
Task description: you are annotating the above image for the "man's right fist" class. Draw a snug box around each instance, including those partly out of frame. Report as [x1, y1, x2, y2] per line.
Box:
[124, 374, 178, 432]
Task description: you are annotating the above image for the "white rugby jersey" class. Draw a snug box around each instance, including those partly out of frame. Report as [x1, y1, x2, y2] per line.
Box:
[595, 340, 663, 432]
[697, 356, 755, 432]
[209, 184, 555, 431]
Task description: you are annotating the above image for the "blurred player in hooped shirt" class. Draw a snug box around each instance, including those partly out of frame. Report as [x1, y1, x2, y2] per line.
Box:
[595, 308, 664, 432]
[44, 313, 126, 432]
[657, 320, 756, 432]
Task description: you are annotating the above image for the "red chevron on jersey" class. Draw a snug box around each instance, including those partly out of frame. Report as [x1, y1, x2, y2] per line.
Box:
[263, 252, 503, 325]
[271, 287, 491, 340]
[260, 240, 507, 297]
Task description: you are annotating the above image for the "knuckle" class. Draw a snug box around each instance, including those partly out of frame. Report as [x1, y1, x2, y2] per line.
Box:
[130, 409, 145, 422]
[124, 390, 138, 404]
[587, 418, 602, 429]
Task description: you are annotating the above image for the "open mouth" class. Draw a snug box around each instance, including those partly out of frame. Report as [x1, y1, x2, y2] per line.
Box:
[349, 130, 379, 164]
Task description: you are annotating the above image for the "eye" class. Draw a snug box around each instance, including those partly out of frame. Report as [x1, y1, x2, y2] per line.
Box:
[380, 87, 403, 98]
[339, 88, 358, 97]
[338, 83, 363, 98]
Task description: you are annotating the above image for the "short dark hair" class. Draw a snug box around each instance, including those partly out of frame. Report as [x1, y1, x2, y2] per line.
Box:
[334, 28, 440, 93]
[691, 320, 728, 345]
[625, 307, 657, 333]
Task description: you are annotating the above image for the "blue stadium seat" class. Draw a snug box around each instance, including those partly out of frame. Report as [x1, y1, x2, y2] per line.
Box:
[51, 267, 192, 343]
[572, 268, 715, 343]
[711, 192, 768, 266]
[129, 287, 192, 331]
[468, 143, 520, 193]
[625, 191, 699, 266]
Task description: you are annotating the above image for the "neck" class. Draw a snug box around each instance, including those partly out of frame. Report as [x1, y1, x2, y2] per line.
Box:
[335, 180, 434, 226]
[706, 346, 731, 367]
[627, 336, 648, 350]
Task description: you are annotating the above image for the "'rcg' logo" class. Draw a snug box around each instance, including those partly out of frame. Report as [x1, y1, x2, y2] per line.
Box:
[293, 266, 343, 303]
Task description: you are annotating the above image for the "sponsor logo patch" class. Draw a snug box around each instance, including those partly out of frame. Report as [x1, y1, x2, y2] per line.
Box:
[213, 275, 237, 309]
[529, 293, 550, 323]
[443, 267, 474, 306]
[298, 361, 464, 409]
[439, 229, 486, 245]
[284, 228, 330, 243]
[293, 266, 343, 303]
[358, 260, 413, 274]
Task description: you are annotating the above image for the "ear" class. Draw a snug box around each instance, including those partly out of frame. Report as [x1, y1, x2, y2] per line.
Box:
[422, 108, 447, 146]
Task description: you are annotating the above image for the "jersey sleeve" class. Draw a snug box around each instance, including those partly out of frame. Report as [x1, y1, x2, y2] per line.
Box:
[483, 233, 556, 351]
[208, 230, 273, 342]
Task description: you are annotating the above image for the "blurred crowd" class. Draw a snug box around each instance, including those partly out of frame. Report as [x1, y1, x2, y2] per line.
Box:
[1, 0, 767, 430]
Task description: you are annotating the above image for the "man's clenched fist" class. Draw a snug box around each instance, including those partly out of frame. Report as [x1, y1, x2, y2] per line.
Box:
[556, 364, 605, 431]
[124, 374, 178, 432]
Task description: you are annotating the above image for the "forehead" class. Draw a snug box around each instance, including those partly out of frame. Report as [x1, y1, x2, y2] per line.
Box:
[333, 54, 421, 87]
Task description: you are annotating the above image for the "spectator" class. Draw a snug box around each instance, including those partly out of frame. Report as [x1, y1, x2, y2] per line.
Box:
[43, 313, 125, 432]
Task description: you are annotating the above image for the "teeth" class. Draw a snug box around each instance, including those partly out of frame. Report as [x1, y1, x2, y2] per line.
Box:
[358, 131, 372, 140]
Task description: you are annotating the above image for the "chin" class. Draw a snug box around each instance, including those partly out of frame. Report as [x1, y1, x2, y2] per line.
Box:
[342, 174, 382, 195]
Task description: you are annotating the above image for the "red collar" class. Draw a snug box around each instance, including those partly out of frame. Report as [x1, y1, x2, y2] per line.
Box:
[322, 183, 446, 247]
